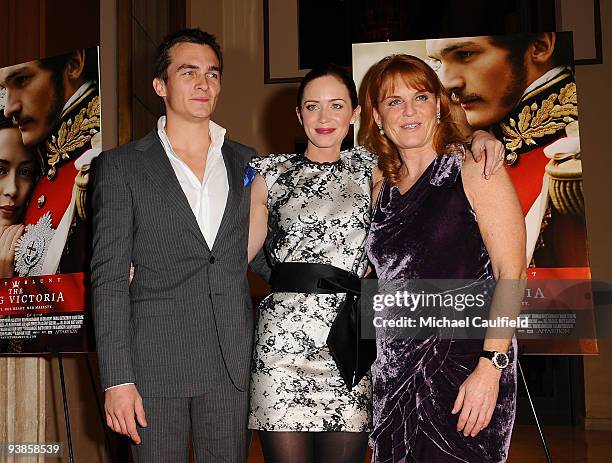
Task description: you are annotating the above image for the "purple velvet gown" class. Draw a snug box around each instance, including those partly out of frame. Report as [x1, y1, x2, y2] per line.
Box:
[365, 152, 517, 463]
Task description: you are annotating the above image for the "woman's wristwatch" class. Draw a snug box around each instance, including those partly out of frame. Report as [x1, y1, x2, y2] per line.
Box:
[480, 350, 510, 370]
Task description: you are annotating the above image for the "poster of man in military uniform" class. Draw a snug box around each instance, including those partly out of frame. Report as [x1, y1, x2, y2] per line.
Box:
[0, 47, 100, 353]
[352, 32, 595, 354]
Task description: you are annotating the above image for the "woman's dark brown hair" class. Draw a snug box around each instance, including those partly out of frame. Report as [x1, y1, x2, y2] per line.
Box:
[358, 54, 466, 184]
[0, 110, 41, 180]
[0, 111, 14, 130]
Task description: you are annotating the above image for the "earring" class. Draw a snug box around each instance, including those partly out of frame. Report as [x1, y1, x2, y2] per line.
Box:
[436, 108, 441, 121]
[377, 124, 384, 136]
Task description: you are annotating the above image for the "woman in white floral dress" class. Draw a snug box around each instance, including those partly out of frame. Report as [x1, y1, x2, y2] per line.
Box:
[248, 64, 375, 463]
[247, 62, 504, 463]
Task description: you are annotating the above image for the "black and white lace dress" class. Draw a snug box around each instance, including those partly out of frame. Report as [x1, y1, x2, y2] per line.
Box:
[248, 147, 375, 432]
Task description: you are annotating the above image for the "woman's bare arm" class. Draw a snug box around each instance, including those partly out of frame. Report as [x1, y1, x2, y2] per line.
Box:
[248, 174, 269, 263]
[451, 157, 527, 438]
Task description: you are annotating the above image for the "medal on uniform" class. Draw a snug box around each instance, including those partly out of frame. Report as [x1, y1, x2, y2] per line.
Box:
[14, 212, 55, 277]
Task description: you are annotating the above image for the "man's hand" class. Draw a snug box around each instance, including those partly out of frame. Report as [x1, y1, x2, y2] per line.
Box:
[451, 358, 502, 437]
[104, 384, 147, 444]
[470, 130, 505, 179]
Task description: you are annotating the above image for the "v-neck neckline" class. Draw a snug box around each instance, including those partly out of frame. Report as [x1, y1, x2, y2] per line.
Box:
[391, 157, 436, 197]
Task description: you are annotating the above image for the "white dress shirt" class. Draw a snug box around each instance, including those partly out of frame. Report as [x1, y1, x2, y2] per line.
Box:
[157, 115, 229, 248]
[105, 116, 229, 391]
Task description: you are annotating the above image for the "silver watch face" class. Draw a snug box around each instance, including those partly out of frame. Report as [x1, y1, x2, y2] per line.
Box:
[492, 352, 509, 369]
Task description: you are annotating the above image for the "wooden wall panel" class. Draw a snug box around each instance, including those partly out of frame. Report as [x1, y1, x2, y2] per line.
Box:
[43, 0, 99, 58]
[118, 0, 186, 142]
[0, 357, 46, 463]
[0, 0, 99, 67]
[0, 0, 41, 67]
[0, 0, 9, 65]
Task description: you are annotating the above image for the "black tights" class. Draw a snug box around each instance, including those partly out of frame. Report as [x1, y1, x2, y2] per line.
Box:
[259, 431, 368, 463]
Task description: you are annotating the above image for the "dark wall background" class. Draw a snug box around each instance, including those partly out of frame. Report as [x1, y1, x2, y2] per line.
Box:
[0, 0, 100, 67]
[298, 0, 556, 68]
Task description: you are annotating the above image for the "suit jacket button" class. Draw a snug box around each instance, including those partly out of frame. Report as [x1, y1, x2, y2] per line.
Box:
[209, 256, 215, 264]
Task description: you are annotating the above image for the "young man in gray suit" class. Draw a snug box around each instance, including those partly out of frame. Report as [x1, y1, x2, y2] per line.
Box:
[91, 29, 256, 462]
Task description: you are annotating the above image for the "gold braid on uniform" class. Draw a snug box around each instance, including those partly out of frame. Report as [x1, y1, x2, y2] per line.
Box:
[495, 71, 578, 165]
[495, 70, 583, 267]
[45, 95, 100, 167]
[45, 88, 100, 222]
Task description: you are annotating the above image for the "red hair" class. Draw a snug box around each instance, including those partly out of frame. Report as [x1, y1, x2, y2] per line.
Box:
[358, 54, 466, 184]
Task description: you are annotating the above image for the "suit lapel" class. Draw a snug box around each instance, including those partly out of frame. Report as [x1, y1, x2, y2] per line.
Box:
[212, 142, 241, 252]
[138, 131, 209, 250]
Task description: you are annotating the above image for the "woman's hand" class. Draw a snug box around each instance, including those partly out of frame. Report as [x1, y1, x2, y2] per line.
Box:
[0, 224, 24, 278]
[470, 130, 506, 179]
[452, 357, 502, 437]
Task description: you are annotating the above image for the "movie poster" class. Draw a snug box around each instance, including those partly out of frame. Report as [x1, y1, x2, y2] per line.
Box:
[0, 47, 100, 354]
[353, 32, 596, 354]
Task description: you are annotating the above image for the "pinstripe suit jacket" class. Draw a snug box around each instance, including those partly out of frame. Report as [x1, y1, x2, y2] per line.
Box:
[91, 130, 256, 397]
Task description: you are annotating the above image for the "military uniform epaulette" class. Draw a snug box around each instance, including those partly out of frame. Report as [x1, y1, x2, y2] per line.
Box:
[44, 85, 100, 172]
[494, 70, 578, 166]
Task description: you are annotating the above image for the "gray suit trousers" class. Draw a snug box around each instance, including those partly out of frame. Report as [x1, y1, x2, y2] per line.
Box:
[130, 374, 249, 463]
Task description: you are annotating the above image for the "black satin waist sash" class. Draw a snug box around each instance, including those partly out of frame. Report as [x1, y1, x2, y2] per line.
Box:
[270, 262, 360, 295]
[270, 262, 374, 390]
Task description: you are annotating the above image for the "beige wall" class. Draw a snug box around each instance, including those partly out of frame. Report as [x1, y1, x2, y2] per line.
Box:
[189, 0, 612, 427]
[188, 0, 303, 155]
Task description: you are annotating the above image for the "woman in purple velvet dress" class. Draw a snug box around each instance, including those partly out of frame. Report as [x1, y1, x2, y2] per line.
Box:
[358, 54, 526, 462]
